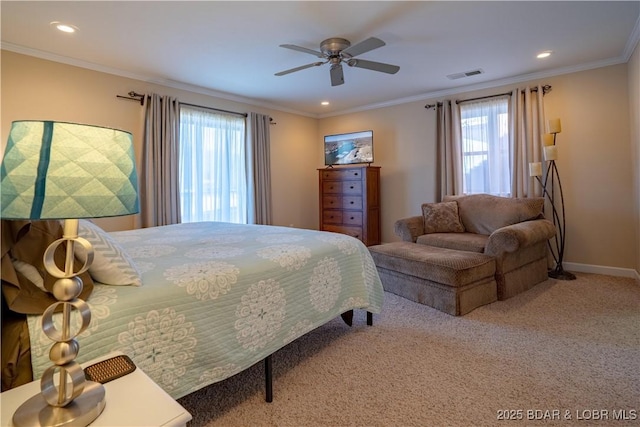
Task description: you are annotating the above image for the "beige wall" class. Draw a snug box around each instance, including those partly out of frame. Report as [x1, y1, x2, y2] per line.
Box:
[318, 101, 436, 241]
[319, 64, 638, 274]
[1, 51, 319, 232]
[2, 49, 638, 274]
[629, 43, 640, 276]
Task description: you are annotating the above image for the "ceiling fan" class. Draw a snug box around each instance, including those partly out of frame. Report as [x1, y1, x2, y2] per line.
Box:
[275, 37, 400, 86]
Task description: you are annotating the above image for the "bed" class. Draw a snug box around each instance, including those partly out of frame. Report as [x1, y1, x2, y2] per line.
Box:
[1, 220, 384, 400]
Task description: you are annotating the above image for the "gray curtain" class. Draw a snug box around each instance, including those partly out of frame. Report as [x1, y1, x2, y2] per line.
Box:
[436, 100, 463, 200]
[141, 93, 181, 227]
[510, 85, 546, 197]
[247, 112, 272, 225]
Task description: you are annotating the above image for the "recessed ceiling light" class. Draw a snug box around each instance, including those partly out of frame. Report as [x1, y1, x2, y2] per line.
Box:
[537, 51, 552, 59]
[50, 21, 78, 33]
[321, 101, 330, 106]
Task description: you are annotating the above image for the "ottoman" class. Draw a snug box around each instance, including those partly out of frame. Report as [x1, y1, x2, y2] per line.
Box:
[368, 242, 498, 316]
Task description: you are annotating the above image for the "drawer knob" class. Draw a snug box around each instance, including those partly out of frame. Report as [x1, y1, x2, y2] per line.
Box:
[350, 216, 354, 220]
[350, 201, 354, 204]
[350, 186, 354, 189]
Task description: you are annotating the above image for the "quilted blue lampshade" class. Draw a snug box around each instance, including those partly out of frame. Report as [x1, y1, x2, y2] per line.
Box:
[1, 120, 139, 219]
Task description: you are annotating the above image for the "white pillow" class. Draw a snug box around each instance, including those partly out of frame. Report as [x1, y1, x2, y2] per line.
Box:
[76, 220, 142, 286]
[11, 258, 47, 292]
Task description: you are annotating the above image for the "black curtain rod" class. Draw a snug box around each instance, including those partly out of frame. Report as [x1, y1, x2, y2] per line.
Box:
[180, 103, 276, 124]
[117, 91, 276, 123]
[424, 84, 552, 110]
[424, 91, 511, 109]
[180, 102, 247, 118]
[456, 91, 512, 105]
[116, 91, 145, 105]
[424, 101, 443, 110]
[116, 91, 247, 117]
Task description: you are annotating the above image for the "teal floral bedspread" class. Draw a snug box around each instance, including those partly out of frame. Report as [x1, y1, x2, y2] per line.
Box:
[27, 222, 384, 399]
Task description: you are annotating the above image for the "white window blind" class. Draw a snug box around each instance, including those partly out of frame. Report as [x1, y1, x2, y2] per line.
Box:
[459, 97, 510, 196]
[179, 107, 247, 223]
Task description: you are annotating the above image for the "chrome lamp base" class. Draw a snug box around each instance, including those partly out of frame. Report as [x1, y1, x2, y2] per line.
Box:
[12, 381, 106, 427]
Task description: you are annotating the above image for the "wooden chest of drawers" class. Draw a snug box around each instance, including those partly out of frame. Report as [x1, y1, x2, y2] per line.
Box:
[318, 166, 380, 246]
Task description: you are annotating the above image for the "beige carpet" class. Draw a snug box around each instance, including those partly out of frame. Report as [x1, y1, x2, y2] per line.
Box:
[178, 273, 640, 427]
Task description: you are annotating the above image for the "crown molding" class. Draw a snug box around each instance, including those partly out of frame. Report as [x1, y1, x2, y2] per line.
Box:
[1, 40, 634, 121]
[318, 56, 628, 118]
[1, 42, 316, 119]
[623, 15, 640, 61]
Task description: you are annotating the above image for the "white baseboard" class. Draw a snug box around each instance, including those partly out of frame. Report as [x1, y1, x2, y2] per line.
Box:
[563, 262, 640, 280]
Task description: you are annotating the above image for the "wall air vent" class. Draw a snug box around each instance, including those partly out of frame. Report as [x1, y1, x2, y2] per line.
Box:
[446, 69, 484, 80]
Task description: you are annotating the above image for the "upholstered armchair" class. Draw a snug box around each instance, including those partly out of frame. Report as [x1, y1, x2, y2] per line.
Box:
[394, 194, 557, 300]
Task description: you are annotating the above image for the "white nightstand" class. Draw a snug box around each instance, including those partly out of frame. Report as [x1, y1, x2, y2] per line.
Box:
[1, 352, 192, 427]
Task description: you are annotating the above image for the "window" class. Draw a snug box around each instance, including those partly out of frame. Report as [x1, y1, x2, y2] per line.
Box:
[179, 107, 247, 223]
[459, 97, 510, 196]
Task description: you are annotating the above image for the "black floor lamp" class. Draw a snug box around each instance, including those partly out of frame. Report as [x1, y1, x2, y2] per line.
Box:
[529, 118, 576, 280]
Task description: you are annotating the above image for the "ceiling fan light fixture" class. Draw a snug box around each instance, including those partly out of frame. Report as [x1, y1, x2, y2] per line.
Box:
[321, 38, 351, 56]
[537, 51, 552, 59]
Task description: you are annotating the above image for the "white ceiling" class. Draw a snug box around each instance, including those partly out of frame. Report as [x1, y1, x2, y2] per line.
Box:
[1, 1, 639, 117]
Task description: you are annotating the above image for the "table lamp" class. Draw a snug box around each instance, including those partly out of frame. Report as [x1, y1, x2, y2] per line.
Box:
[1, 120, 139, 426]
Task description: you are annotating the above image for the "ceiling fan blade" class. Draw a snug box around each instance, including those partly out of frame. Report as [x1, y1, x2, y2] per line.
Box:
[275, 61, 324, 76]
[330, 64, 344, 86]
[341, 37, 386, 58]
[279, 44, 325, 58]
[347, 58, 400, 74]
